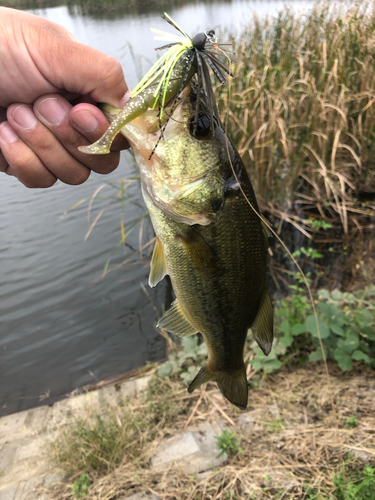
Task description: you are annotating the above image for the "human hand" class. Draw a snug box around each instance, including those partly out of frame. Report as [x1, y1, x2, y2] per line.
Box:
[0, 7, 130, 188]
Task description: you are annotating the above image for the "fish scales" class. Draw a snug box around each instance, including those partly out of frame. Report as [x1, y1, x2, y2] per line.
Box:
[80, 37, 273, 410]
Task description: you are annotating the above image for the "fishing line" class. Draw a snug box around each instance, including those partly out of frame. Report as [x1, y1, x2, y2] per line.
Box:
[220, 48, 334, 393]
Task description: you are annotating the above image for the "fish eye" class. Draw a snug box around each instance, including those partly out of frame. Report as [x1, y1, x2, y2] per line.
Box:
[189, 114, 211, 138]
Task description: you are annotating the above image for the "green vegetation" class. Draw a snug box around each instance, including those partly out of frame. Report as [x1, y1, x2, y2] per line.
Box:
[214, 429, 243, 458]
[52, 378, 183, 478]
[218, 2, 375, 235]
[71, 473, 90, 498]
[334, 461, 375, 500]
[157, 335, 208, 385]
[250, 285, 375, 374]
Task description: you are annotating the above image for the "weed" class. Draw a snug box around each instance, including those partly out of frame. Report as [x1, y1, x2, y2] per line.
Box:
[345, 416, 358, 429]
[264, 418, 284, 433]
[250, 286, 375, 374]
[71, 473, 90, 498]
[214, 429, 243, 458]
[157, 336, 208, 384]
[334, 460, 375, 499]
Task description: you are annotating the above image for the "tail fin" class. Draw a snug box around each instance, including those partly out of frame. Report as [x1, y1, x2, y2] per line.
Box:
[188, 363, 248, 410]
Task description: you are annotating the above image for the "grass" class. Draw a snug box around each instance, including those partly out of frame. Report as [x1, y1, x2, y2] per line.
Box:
[217, 1, 375, 236]
[44, 359, 374, 500]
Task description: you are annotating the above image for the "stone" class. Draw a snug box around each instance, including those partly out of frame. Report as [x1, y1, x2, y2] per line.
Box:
[97, 386, 119, 407]
[42, 474, 65, 488]
[237, 409, 262, 431]
[0, 443, 18, 470]
[14, 436, 48, 462]
[0, 483, 18, 500]
[14, 474, 46, 500]
[152, 432, 200, 468]
[351, 449, 372, 463]
[69, 391, 100, 415]
[151, 421, 227, 474]
[135, 376, 151, 393]
[120, 494, 160, 500]
[261, 468, 299, 490]
[23, 407, 50, 435]
[118, 376, 151, 402]
[0, 413, 29, 446]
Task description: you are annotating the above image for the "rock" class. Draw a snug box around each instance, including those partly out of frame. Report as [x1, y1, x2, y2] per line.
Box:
[237, 409, 262, 431]
[0, 413, 29, 446]
[14, 473, 46, 500]
[119, 494, 160, 500]
[351, 449, 372, 463]
[42, 474, 65, 488]
[261, 468, 299, 490]
[118, 376, 151, 402]
[0, 483, 18, 500]
[23, 407, 50, 435]
[97, 386, 119, 407]
[14, 436, 48, 462]
[151, 421, 227, 474]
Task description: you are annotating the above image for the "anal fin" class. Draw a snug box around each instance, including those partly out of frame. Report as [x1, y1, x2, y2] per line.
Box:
[157, 299, 198, 337]
[250, 287, 274, 355]
[149, 237, 167, 287]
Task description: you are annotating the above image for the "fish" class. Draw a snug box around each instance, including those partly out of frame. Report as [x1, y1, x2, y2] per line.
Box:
[79, 19, 274, 410]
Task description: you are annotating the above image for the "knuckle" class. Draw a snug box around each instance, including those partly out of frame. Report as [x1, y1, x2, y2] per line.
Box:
[102, 58, 125, 90]
[68, 132, 85, 151]
[68, 167, 90, 185]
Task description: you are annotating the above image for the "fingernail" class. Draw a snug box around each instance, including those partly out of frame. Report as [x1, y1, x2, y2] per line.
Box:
[0, 123, 19, 143]
[38, 98, 66, 125]
[13, 105, 38, 130]
[71, 110, 99, 133]
[119, 90, 132, 108]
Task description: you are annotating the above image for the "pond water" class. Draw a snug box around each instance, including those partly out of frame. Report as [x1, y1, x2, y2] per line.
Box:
[0, 0, 316, 415]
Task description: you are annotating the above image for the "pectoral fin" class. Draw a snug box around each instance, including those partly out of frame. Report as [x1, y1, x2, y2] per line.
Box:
[251, 287, 274, 355]
[149, 237, 167, 287]
[157, 299, 198, 337]
[188, 363, 248, 410]
[177, 228, 220, 275]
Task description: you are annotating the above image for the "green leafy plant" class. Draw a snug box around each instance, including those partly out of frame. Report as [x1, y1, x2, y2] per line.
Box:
[249, 338, 286, 373]
[344, 416, 358, 429]
[308, 288, 375, 370]
[72, 473, 91, 499]
[250, 286, 375, 375]
[214, 429, 243, 458]
[334, 461, 375, 499]
[157, 336, 208, 384]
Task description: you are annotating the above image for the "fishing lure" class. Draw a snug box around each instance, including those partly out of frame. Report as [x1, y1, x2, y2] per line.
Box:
[79, 13, 234, 156]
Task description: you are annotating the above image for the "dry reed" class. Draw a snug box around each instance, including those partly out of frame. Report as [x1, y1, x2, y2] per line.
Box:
[217, 1, 375, 234]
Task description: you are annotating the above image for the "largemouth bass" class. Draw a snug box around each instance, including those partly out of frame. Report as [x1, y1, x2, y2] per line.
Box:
[80, 22, 273, 410]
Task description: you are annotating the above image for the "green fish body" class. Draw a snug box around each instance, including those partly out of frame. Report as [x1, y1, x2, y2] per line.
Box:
[80, 35, 274, 408]
[98, 82, 273, 410]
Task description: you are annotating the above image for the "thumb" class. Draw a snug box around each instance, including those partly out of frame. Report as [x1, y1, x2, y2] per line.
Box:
[31, 28, 130, 108]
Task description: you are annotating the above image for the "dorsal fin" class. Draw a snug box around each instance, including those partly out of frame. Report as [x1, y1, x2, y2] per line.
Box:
[149, 237, 167, 287]
[157, 299, 198, 337]
[250, 287, 274, 355]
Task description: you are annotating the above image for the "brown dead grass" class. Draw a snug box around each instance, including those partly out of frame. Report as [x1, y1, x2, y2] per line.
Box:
[217, 1, 375, 235]
[43, 363, 375, 499]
